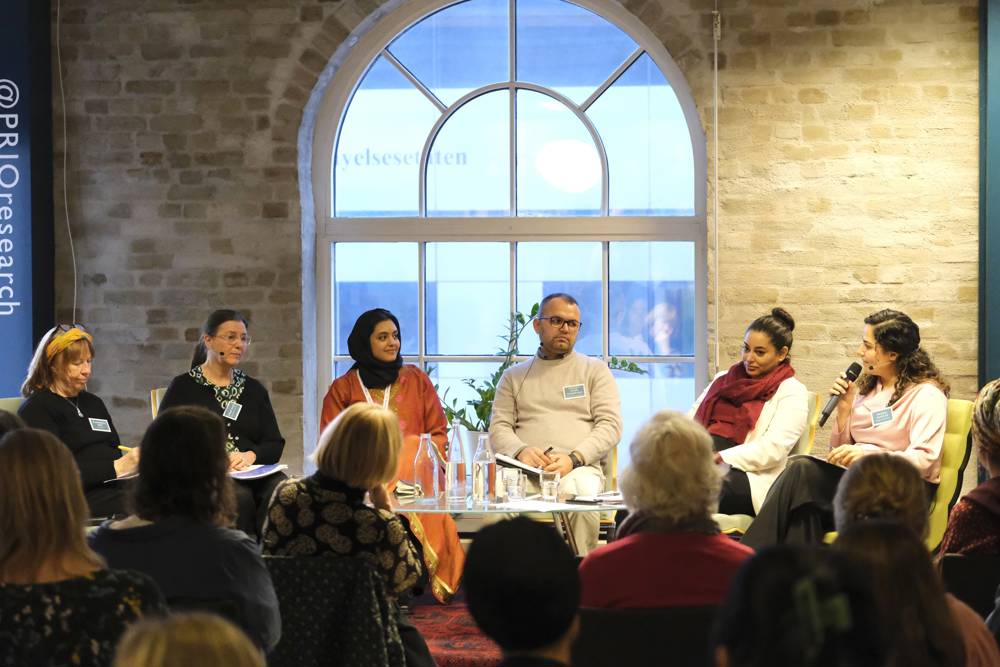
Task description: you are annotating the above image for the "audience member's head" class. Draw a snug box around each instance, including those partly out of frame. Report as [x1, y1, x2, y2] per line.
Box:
[713, 545, 887, 667]
[973, 378, 1000, 475]
[620, 410, 720, 523]
[0, 428, 103, 583]
[465, 518, 580, 657]
[114, 612, 264, 667]
[131, 406, 235, 526]
[832, 453, 927, 537]
[0, 409, 24, 440]
[313, 403, 401, 489]
[834, 520, 964, 667]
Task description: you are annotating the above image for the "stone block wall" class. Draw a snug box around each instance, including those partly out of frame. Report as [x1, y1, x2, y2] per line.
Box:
[51, 0, 979, 471]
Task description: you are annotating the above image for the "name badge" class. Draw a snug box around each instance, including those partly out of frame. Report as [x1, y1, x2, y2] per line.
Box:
[871, 407, 894, 427]
[563, 384, 586, 400]
[89, 418, 112, 433]
[223, 401, 243, 421]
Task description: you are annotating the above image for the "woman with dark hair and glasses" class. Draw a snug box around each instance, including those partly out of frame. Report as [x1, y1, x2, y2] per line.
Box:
[158, 310, 285, 537]
[742, 309, 949, 549]
[320, 307, 464, 603]
[18, 324, 140, 517]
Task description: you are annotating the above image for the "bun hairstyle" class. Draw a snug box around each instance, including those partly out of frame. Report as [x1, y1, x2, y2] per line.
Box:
[190, 309, 248, 369]
[972, 379, 1000, 469]
[746, 307, 795, 359]
[855, 309, 949, 405]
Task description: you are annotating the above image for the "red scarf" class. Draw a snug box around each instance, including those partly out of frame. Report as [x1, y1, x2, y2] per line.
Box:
[693, 362, 795, 444]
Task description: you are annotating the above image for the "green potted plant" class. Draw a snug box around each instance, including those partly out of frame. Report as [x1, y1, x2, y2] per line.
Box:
[439, 303, 646, 434]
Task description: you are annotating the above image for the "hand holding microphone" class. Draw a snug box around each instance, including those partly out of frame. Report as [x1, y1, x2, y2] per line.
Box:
[818, 362, 863, 428]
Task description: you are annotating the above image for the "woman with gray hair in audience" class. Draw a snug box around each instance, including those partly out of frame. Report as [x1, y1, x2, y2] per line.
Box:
[578, 410, 753, 608]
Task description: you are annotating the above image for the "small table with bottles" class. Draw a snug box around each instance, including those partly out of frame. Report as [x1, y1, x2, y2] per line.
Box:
[390, 493, 626, 555]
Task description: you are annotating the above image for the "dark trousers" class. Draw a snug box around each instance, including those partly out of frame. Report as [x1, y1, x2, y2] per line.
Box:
[718, 467, 755, 516]
[740, 457, 846, 550]
[740, 456, 939, 550]
[86, 485, 126, 520]
[234, 472, 287, 539]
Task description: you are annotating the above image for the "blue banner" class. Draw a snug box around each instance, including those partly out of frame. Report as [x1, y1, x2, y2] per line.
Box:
[0, 0, 37, 397]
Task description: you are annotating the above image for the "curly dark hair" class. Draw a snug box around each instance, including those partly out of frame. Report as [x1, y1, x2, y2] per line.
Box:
[130, 406, 236, 526]
[854, 309, 949, 405]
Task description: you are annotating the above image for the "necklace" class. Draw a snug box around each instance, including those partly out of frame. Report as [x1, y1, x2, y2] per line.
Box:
[63, 395, 84, 418]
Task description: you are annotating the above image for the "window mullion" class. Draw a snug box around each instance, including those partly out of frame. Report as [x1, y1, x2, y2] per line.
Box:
[509, 240, 518, 349]
[418, 241, 426, 368]
[602, 241, 609, 361]
[508, 0, 517, 216]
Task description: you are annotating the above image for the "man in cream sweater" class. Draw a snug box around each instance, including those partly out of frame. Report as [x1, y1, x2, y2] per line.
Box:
[490, 293, 623, 554]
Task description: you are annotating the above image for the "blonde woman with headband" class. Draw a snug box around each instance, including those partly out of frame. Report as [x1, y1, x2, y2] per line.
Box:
[940, 379, 1000, 556]
[18, 324, 139, 517]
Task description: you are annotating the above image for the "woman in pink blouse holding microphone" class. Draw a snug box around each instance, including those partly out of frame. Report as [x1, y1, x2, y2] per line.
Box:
[742, 309, 949, 549]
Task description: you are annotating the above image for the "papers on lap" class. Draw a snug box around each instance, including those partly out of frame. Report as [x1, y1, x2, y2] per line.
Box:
[496, 453, 543, 476]
[229, 463, 287, 480]
[104, 472, 138, 483]
[107, 464, 288, 483]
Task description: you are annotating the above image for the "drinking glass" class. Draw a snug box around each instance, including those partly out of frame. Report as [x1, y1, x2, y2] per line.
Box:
[540, 470, 560, 501]
[501, 468, 525, 501]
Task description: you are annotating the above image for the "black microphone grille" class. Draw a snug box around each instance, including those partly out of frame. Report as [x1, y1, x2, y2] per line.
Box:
[845, 362, 863, 381]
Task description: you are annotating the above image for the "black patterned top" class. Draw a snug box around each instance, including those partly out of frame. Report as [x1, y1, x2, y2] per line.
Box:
[158, 369, 284, 463]
[0, 568, 166, 667]
[262, 473, 423, 599]
[189, 366, 246, 452]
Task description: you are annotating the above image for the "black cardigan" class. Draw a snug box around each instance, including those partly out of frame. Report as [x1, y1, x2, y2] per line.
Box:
[158, 372, 284, 464]
[18, 389, 121, 492]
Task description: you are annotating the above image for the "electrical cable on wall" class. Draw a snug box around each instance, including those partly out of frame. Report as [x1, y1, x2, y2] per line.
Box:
[55, 0, 79, 322]
[712, 3, 721, 374]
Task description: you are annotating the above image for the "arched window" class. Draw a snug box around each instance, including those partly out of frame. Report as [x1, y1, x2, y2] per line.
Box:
[311, 0, 707, 466]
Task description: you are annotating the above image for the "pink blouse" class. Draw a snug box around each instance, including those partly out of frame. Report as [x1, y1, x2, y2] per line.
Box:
[830, 381, 947, 483]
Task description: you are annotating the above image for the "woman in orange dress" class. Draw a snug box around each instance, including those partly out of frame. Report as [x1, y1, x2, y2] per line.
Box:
[321, 308, 464, 603]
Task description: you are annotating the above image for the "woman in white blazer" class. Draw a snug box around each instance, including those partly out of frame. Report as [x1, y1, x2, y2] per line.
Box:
[691, 308, 809, 516]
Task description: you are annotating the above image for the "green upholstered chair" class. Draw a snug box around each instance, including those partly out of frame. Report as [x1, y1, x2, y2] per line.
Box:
[824, 397, 974, 551]
[926, 398, 974, 552]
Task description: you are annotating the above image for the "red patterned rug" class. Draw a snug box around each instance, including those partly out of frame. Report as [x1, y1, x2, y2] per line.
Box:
[409, 602, 502, 667]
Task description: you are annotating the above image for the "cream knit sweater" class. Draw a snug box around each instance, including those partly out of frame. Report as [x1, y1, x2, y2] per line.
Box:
[489, 351, 622, 466]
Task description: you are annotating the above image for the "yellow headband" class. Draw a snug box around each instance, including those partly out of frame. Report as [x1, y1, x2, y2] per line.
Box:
[45, 328, 93, 361]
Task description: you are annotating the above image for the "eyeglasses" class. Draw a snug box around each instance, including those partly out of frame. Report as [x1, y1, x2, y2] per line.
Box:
[537, 316, 582, 331]
[213, 333, 251, 345]
[56, 323, 87, 333]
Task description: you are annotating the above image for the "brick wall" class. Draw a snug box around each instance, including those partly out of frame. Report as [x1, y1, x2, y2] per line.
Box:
[52, 0, 979, 471]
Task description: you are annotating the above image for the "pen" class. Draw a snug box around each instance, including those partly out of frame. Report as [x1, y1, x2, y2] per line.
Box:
[543, 447, 554, 456]
[118, 445, 133, 452]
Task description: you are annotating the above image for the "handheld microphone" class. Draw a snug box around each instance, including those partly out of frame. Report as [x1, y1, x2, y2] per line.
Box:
[818, 362, 863, 428]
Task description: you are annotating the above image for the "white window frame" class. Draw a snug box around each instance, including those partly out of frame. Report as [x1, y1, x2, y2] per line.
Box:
[309, 0, 708, 448]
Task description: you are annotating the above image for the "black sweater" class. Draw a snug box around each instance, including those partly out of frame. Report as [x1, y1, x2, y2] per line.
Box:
[18, 389, 122, 492]
[158, 372, 285, 464]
